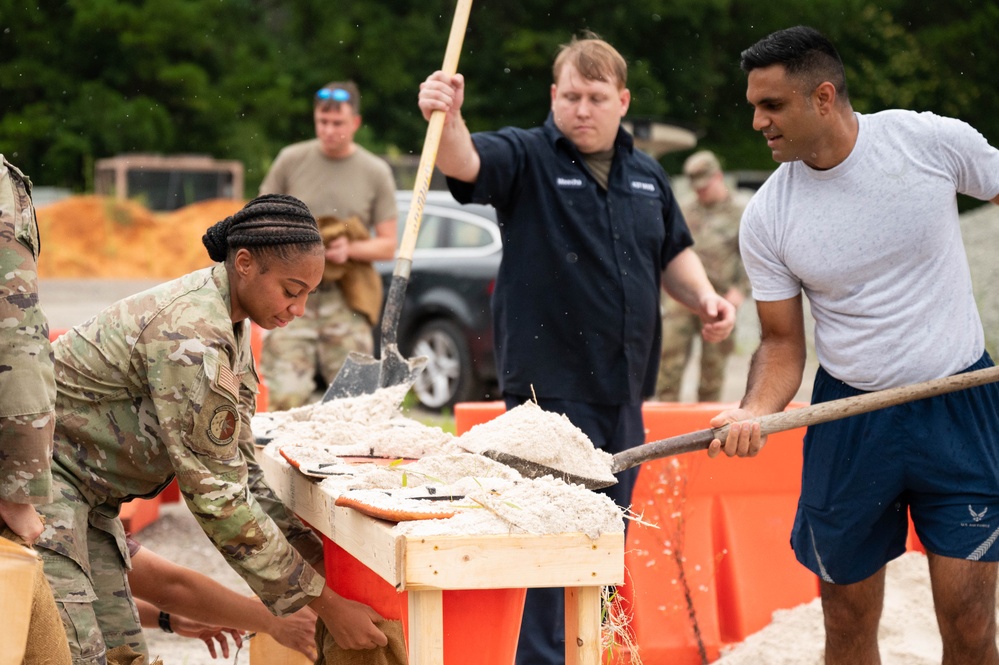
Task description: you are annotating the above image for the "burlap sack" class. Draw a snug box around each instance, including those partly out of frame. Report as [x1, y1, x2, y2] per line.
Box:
[1, 528, 71, 665]
[318, 215, 384, 327]
[315, 618, 407, 665]
[105, 645, 163, 665]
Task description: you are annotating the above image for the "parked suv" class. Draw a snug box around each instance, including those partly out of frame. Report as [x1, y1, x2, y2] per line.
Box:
[375, 190, 501, 410]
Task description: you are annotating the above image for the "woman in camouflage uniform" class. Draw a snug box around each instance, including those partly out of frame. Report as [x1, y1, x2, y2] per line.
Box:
[35, 195, 388, 664]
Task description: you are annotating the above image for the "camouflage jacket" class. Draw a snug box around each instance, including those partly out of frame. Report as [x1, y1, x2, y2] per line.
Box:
[0, 155, 56, 505]
[51, 265, 323, 613]
[680, 188, 754, 295]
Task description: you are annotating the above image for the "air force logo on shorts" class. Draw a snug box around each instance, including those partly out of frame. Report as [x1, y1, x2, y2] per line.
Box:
[963, 505, 990, 527]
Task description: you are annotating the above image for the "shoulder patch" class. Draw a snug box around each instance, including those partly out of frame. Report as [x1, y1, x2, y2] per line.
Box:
[207, 404, 239, 446]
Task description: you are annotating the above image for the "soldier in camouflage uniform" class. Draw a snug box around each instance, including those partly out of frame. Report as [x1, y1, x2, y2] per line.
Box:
[0, 155, 56, 542]
[657, 151, 753, 402]
[35, 195, 388, 664]
[259, 81, 398, 410]
[1, 155, 74, 664]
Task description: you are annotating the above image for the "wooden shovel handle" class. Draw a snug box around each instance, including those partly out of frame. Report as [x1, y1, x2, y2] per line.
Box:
[394, 0, 472, 273]
[611, 364, 999, 474]
[381, 0, 473, 347]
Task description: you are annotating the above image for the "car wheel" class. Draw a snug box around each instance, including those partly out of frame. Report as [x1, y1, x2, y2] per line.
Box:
[409, 319, 481, 410]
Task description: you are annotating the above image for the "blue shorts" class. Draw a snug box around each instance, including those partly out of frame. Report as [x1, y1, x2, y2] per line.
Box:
[791, 352, 999, 584]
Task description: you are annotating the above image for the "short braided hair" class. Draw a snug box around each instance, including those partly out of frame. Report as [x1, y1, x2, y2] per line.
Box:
[203, 194, 323, 264]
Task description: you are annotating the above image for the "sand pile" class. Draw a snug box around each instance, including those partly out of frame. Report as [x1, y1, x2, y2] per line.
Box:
[456, 400, 618, 486]
[35, 196, 245, 278]
[716, 551, 987, 663]
[259, 394, 626, 539]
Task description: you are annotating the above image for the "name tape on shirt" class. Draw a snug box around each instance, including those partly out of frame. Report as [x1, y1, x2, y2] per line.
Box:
[555, 176, 585, 189]
[629, 178, 659, 197]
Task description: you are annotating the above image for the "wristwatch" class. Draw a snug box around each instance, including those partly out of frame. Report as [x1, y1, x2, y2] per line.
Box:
[158, 611, 173, 633]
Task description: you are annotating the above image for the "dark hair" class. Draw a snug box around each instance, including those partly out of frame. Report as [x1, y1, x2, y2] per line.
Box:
[202, 194, 323, 265]
[740, 26, 848, 100]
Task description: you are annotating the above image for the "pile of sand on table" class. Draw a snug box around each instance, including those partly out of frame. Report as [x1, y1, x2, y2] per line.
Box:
[35, 196, 245, 279]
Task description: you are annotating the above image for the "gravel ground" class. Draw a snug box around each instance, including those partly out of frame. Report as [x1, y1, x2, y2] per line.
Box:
[34, 203, 999, 664]
[138, 505, 256, 664]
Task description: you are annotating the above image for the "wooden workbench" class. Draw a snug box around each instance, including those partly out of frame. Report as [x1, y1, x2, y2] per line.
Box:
[260, 446, 624, 665]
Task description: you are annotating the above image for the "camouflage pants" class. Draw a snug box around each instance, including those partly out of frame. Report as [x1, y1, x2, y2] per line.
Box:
[657, 296, 735, 402]
[35, 473, 145, 665]
[261, 284, 374, 410]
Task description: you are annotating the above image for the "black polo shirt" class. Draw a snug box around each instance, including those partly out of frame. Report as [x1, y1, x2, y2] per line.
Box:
[448, 114, 692, 405]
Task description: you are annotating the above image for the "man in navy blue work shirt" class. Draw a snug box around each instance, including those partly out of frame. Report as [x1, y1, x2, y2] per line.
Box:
[419, 32, 736, 665]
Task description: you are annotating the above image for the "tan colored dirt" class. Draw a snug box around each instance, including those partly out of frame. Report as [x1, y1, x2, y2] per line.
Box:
[35, 196, 245, 278]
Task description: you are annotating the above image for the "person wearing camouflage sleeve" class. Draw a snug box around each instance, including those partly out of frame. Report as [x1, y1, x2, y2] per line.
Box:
[1, 155, 73, 664]
[35, 195, 388, 664]
[657, 151, 753, 402]
[259, 81, 398, 410]
[0, 155, 57, 541]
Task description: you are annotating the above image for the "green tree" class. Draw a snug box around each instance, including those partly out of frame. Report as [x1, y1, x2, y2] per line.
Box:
[1, 0, 995, 192]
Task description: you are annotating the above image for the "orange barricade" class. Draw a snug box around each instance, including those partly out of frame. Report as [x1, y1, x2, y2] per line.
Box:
[712, 493, 817, 641]
[627, 402, 817, 662]
[249, 322, 269, 413]
[454, 400, 506, 434]
[454, 400, 821, 663]
[323, 536, 526, 664]
[119, 497, 161, 535]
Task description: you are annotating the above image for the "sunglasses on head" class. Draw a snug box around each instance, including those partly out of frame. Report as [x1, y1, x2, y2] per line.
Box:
[315, 87, 351, 103]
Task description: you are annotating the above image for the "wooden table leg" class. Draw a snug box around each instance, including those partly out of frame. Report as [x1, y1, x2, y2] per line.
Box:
[407, 589, 444, 664]
[565, 586, 602, 665]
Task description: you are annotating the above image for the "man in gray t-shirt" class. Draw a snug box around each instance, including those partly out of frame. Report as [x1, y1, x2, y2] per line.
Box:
[709, 26, 999, 664]
[259, 81, 398, 409]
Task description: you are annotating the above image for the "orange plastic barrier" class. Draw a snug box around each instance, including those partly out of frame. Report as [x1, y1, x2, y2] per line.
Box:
[454, 400, 506, 435]
[626, 402, 816, 662]
[119, 497, 161, 534]
[713, 494, 818, 640]
[323, 537, 526, 664]
[249, 323, 269, 413]
[627, 490, 723, 664]
[454, 400, 819, 662]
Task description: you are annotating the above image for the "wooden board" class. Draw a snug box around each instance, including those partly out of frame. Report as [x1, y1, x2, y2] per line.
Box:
[260, 445, 624, 591]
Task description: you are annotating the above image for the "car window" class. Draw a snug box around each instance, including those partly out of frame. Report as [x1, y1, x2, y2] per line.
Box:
[449, 218, 494, 249]
[415, 213, 446, 249]
[395, 197, 502, 258]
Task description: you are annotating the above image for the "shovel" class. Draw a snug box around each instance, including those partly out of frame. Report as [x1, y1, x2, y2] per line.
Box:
[322, 0, 474, 402]
[482, 364, 999, 490]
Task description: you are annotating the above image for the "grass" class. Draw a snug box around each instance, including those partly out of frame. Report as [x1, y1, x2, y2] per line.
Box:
[402, 389, 457, 435]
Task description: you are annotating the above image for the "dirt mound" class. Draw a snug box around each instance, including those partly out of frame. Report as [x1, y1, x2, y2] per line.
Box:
[35, 196, 246, 279]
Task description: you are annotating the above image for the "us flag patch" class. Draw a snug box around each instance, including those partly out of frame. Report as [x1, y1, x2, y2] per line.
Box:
[216, 364, 240, 401]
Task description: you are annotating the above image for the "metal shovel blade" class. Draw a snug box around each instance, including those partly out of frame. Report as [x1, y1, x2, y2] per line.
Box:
[479, 450, 609, 489]
[321, 345, 428, 402]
